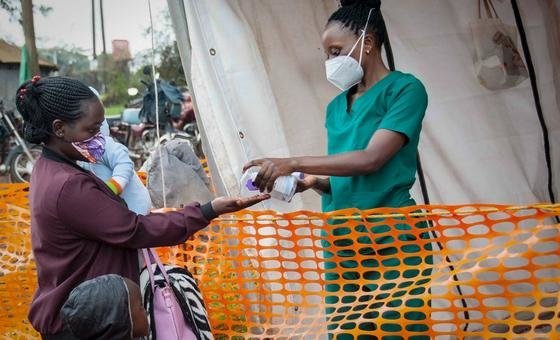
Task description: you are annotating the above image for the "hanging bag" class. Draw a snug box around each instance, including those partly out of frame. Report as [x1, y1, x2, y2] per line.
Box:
[141, 248, 213, 340]
[470, 0, 528, 90]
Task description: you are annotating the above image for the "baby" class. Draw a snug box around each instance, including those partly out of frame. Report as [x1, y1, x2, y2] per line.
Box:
[79, 119, 152, 215]
[78, 87, 151, 215]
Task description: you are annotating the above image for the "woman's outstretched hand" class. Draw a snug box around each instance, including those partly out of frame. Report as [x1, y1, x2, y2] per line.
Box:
[211, 194, 270, 215]
[242, 158, 297, 193]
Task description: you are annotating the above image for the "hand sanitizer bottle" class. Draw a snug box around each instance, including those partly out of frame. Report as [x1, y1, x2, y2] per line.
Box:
[240, 168, 303, 202]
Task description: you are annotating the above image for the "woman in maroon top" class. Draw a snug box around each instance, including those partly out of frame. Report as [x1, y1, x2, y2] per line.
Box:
[16, 76, 268, 339]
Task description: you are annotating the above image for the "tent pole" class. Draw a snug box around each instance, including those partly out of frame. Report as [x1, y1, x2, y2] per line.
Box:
[511, 0, 558, 213]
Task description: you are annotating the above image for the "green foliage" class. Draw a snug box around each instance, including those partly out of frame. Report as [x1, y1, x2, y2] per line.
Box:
[99, 55, 132, 106]
[0, 0, 51, 22]
[103, 68, 129, 106]
[0, 0, 18, 20]
[39, 46, 90, 74]
[133, 9, 187, 88]
[157, 42, 185, 86]
[104, 104, 124, 118]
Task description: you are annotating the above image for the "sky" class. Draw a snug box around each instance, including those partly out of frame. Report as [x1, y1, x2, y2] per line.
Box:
[0, 0, 169, 57]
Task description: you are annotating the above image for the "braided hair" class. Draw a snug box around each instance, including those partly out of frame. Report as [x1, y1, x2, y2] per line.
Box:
[15, 76, 96, 144]
[327, 0, 386, 49]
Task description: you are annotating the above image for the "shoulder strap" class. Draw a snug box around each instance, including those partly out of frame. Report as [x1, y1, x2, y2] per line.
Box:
[142, 248, 172, 292]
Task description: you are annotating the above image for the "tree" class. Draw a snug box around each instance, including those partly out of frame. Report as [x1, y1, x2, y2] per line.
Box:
[102, 54, 133, 106]
[39, 46, 90, 75]
[0, 0, 50, 19]
[134, 10, 187, 88]
[20, 0, 39, 75]
[0, 0, 18, 17]
[157, 42, 186, 86]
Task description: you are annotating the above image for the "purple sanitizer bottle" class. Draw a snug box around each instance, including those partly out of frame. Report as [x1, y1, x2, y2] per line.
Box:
[240, 168, 304, 202]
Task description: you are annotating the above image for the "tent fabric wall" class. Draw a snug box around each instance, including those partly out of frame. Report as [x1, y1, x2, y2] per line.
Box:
[541, 0, 560, 203]
[180, 0, 559, 211]
[180, 0, 340, 211]
[382, 0, 560, 205]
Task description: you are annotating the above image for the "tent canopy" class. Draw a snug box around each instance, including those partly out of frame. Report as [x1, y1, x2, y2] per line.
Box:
[169, 0, 560, 211]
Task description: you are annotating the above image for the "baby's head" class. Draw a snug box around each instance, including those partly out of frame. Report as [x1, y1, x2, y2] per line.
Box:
[61, 274, 149, 339]
[87, 87, 110, 137]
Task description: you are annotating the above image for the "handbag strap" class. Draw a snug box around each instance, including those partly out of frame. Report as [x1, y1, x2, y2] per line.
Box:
[478, 0, 499, 19]
[142, 248, 172, 293]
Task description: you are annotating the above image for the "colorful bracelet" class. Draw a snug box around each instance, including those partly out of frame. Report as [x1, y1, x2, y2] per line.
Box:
[105, 178, 123, 195]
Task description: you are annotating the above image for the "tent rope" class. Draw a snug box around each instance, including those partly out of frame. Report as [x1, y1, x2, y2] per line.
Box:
[148, 0, 167, 208]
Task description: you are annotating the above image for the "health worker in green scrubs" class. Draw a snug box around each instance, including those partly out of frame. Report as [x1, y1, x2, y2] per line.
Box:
[244, 0, 427, 213]
[244, 0, 430, 338]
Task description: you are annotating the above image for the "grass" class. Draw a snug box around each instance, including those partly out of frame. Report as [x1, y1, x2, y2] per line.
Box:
[104, 104, 124, 118]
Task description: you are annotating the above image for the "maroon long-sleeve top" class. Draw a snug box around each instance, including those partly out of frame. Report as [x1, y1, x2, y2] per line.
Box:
[28, 148, 215, 334]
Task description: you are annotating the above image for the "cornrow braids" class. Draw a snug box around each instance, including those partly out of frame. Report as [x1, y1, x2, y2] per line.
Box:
[327, 0, 386, 49]
[15, 76, 96, 144]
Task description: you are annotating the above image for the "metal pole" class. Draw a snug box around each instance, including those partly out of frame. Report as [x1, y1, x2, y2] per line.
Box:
[92, 0, 97, 59]
[100, 0, 106, 55]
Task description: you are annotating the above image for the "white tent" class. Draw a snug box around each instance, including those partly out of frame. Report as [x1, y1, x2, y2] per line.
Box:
[168, 0, 560, 212]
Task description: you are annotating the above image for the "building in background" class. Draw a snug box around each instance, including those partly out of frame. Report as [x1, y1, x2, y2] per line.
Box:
[0, 40, 58, 110]
[111, 39, 131, 62]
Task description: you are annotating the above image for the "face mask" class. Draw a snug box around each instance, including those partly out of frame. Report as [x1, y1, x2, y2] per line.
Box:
[72, 132, 106, 163]
[325, 8, 375, 91]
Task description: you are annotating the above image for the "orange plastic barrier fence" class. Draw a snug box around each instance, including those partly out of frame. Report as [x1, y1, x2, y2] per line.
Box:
[0, 183, 559, 339]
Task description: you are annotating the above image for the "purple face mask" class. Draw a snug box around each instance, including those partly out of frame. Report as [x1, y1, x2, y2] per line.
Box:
[72, 132, 106, 163]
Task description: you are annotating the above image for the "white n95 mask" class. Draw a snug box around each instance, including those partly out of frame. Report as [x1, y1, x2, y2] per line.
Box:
[325, 42, 365, 91]
[325, 8, 374, 91]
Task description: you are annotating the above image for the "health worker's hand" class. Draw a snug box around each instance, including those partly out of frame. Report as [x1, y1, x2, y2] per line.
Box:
[242, 158, 297, 193]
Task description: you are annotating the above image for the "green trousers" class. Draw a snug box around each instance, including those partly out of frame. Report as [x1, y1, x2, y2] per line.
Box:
[324, 220, 433, 340]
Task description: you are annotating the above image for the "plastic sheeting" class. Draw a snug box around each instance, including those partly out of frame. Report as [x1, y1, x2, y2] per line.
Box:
[177, 0, 559, 211]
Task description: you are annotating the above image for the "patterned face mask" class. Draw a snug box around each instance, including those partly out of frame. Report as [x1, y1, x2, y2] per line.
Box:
[72, 132, 106, 163]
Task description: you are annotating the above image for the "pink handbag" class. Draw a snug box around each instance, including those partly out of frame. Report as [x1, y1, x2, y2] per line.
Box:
[142, 248, 197, 340]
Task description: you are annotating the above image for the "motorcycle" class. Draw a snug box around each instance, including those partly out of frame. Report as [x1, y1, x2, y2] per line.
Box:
[109, 78, 203, 167]
[0, 100, 40, 183]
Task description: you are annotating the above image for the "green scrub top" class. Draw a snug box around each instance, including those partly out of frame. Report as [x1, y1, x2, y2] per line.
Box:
[322, 71, 428, 212]
[322, 71, 430, 339]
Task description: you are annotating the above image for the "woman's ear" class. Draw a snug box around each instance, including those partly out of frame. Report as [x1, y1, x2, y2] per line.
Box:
[52, 119, 65, 138]
[363, 33, 377, 55]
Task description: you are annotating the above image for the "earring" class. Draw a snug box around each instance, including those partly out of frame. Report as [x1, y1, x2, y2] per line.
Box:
[366, 50, 370, 55]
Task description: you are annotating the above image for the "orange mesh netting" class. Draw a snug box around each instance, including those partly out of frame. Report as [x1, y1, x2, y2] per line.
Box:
[0, 183, 559, 339]
[0, 184, 36, 337]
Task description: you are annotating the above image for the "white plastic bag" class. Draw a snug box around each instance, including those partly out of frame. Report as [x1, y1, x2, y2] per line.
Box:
[470, 0, 528, 90]
[146, 139, 213, 208]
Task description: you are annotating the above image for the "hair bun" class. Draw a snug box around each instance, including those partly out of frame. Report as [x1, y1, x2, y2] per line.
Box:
[340, 0, 381, 9]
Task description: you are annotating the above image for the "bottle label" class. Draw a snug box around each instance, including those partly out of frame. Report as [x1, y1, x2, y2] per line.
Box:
[240, 170, 299, 202]
[272, 176, 297, 202]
